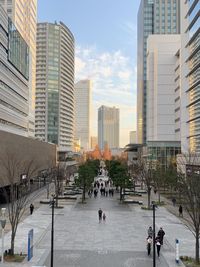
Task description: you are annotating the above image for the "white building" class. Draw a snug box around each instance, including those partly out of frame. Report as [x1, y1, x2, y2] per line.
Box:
[74, 80, 91, 151]
[147, 34, 181, 142]
[98, 105, 119, 150]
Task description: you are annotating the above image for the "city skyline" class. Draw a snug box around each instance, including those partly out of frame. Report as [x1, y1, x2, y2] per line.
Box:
[38, 0, 140, 147]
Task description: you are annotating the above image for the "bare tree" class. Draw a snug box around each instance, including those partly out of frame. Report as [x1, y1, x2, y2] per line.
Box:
[135, 156, 155, 209]
[176, 153, 200, 264]
[0, 151, 40, 255]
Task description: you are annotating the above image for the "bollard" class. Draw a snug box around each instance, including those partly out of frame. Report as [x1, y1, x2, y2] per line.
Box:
[175, 239, 179, 264]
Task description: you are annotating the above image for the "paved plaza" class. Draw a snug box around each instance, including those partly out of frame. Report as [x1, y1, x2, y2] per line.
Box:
[0, 191, 195, 266]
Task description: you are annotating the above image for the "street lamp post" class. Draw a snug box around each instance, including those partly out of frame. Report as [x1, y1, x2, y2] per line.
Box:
[50, 195, 55, 267]
[0, 208, 6, 264]
[153, 204, 156, 267]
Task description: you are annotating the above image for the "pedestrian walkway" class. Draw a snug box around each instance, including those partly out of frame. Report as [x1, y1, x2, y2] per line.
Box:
[0, 190, 194, 266]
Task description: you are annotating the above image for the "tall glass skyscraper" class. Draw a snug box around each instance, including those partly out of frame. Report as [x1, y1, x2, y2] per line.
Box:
[35, 22, 75, 151]
[98, 106, 119, 150]
[137, 0, 180, 144]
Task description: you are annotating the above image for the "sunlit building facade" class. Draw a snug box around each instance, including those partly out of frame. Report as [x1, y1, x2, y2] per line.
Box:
[0, 0, 37, 136]
[74, 80, 91, 151]
[180, 0, 200, 153]
[137, 0, 180, 144]
[35, 22, 75, 151]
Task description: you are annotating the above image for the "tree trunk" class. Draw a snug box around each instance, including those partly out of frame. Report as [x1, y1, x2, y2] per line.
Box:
[82, 184, 86, 203]
[148, 187, 151, 209]
[10, 231, 15, 255]
[82, 190, 84, 203]
[195, 232, 199, 263]
[158, 191, 161, 204]
[120, 187, 122, 201]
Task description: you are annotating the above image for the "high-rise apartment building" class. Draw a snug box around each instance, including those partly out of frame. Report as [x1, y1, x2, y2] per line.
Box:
[137, 0, 180, 144]
[35, 22, 75, 151]
[74, 80, 91, 151]
[98, 106, 119, 150]
[0, 5, 29, 135]
[0, 0, 37, 136]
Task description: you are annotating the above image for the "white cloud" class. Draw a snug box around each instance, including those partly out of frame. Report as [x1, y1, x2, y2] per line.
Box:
[75, 45, 137, 147]
[75, 57, 86, 74]
[118, 70, 132, 80]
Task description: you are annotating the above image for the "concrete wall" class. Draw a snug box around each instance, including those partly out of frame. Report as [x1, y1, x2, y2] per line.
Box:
[0, 130, 56, 186]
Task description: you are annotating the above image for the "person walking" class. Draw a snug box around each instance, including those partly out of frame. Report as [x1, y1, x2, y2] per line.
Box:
[155, 236, 161, 257]
[98, 208, 103, 222]
[103, 213, 106, 222]
[146, 236, 152, 256]
[147, 226, 153, 238]
[30, 203, 34, 215]
[157, 227, 165, 245]
[172, 197, 176, 207]
[179, 205, 183, 217]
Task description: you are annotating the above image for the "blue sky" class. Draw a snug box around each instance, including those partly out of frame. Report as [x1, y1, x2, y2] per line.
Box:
[38, 0, 140, 147]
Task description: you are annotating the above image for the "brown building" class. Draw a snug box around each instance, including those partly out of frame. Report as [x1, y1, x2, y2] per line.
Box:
[0, 130, 56, 187]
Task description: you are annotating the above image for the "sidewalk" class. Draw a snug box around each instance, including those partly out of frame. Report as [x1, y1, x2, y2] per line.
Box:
[0, 197, 76, 267]
[139, 189, 195, 266]
[0, 189, 195, 266]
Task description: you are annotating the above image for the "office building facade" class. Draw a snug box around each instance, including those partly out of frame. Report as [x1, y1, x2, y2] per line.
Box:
[137, 0, 180, 144]
[0, 0, 37, 136]
[98, 106, 119, 150]
[180, 0, 200, 153]
[35, 22, 75, 151]
[0, 5, 29, 135]
[147, 34, 180, 142]
[74, 80, 91, 151]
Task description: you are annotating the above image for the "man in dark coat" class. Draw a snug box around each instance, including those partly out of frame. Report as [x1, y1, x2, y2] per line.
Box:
[30, 203, 34, 215]
[157, 227, 165, 245]
[98, 208, 103, 222]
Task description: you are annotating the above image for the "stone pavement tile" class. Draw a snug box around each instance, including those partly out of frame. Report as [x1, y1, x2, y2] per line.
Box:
[0, 191, 191, 267]
[43, 250, 169, 267]
[0, 200, 75, 266]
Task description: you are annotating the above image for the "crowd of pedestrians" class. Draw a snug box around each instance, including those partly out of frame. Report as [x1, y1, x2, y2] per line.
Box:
[88, 180, 114, 199]
[146, 226, 165, 257]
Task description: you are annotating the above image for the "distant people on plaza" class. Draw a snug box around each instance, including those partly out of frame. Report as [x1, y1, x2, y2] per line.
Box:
[172, 197, 176, 207]
[88, 189, 92, 198]
[146, 236, 152, 256]
[30, 203, 34, 215]
[105, 188, 108, 197]
[98, 208, 103, 222]
[155, 236, 161, 257]
[157, 227, 165, 245]
[94, 188, 98, 198]
[179, 205, 183, 217]
[148, 226, 153, 238]
[103, 213, 106, 222]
